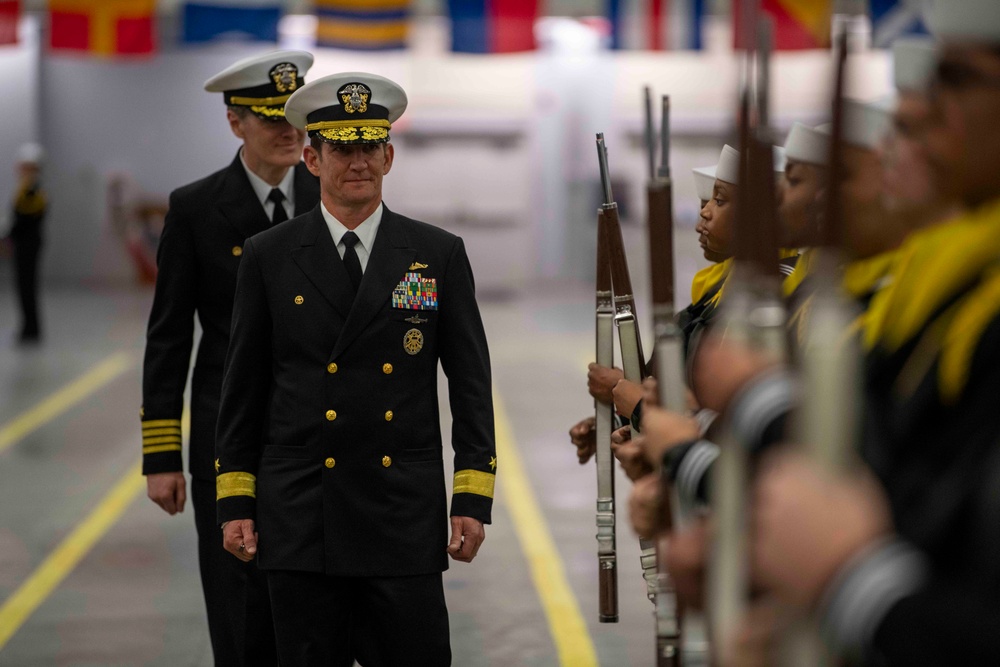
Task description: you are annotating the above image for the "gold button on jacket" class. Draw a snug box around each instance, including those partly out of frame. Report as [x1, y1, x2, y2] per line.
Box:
[327, 362, 338, 374]
[325, 410, 337, 421]
[382, 456, 392, 468]
[382, 363, 393, 374]
[384, 410, 393, 421]
[294, 295, 304, 305]
[232, 246, 243, 257]
[324, 457, 336, 468]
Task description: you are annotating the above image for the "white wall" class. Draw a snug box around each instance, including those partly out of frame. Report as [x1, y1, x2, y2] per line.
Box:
[18, 15, 892, 290]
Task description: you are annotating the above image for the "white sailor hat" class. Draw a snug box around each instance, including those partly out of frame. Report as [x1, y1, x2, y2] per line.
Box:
[893, 37, 938, 92]
[714, 144, 740, 185]
[931, 0, 1000, 44]
[692, 165, 717, 201]
[772, 145, 787, 173]
[17, 142, 43, 165]
[204, 50, 314, 121]
[815, 99, 892, 151]
[783, 122, 829, 167]
[285, 72, 408, 145]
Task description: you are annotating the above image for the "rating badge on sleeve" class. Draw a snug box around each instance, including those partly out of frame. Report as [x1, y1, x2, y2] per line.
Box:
[392, 272, 438, 310]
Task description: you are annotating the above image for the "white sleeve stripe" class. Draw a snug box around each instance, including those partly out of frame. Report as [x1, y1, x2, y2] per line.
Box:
[819, 538, 928, 662]
[729, 371, 795, 451]
[677, 440, 719, 506]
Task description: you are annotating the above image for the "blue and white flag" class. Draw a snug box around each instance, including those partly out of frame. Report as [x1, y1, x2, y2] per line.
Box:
[182, 1, 282, 44]
[869, 0, 931, 48]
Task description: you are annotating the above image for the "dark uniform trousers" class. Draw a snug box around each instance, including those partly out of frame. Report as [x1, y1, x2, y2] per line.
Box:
[216, 205, 496, 667]
[141, 153, 320, 666]
[10, 184, 46, 340]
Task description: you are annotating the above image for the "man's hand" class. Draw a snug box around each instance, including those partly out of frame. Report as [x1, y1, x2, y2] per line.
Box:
[664, 518, 709, 611]
[751, 450, 892, 608]
[612, 379, 644, 420]
[447, 516, 485, 563]
[146, 472, 187, 515]
[588, 363, 624, 405]
[611, 430, 653, 482]
[223, 519, 258, 562]
[568, 415, 597, 465]
[628, 473, 663, 539]
[640, 405, 701, 467]
[691, 332, 780, 413]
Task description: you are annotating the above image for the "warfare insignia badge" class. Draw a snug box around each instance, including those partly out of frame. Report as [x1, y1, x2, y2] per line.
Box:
[404, 328, 424, 355]
[270, 63, 299, 93]
[339, 83, 370, 114]
[405, 315, 428, 324]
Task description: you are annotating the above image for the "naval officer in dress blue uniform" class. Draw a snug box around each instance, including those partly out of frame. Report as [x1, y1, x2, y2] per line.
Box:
[140, 50, 319, 667]
[215, 72, 496, 667]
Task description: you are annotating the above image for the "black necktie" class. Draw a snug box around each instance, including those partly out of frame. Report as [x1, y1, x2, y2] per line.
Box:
[268, 188, 288, 225]
[341, 231, 363, 293]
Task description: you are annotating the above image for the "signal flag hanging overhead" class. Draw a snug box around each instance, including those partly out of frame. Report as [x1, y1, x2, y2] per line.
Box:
[447, 0, 539, 53]
[0, 1, 19, 46]
[181, 1, 282, 44]
[733, 0, 831, 50]
[315, 0, 411, 51]
[48, 0, 156, 56]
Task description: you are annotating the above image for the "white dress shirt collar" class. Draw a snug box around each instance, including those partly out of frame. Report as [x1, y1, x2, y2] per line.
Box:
[320, 201, 383, 273]
[239, 148, 296, 214]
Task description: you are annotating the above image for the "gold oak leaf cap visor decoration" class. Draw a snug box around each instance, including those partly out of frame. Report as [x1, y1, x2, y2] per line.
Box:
[284, 71, 408, 145]
[203, 50, 314, 121]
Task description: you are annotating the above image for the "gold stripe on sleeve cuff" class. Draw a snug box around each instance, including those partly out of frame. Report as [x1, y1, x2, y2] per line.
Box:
[142, 419, 181, 429]
[141, 427, 181, 437]
[453, 469, 495, 499]
[142, 444, 182, 454]
[217, 472, 256, 500]
[142, 435, 182, 446]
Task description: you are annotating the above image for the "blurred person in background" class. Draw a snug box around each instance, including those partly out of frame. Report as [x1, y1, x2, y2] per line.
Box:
[6, 142, 47, 344]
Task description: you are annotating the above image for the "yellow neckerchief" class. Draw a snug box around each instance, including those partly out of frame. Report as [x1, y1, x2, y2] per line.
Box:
[14, 182, 46, 216]
[842, 249, 900, 301]
[782, 247, 817, 298]
[690, 258, 733, 305]
[863, 198, 1000, 402]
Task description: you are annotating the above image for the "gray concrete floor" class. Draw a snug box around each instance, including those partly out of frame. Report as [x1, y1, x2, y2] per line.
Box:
[0, 225, 705, 666]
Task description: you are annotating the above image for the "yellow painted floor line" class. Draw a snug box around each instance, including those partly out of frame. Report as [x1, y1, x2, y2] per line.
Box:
[494, 391, 598, 667]
[0, 461, 144, 649]
[0, 351, 135, 454]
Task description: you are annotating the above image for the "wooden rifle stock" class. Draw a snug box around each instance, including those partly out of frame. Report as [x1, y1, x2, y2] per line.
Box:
[595, 209, 619, 623]
[708, 14, 788, 660]
[644, 92, 685, 667]
[799, 31, 861, 472]
[596, 133, 646, 385]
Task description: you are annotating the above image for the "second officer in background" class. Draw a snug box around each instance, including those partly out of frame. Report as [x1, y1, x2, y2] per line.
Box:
[139, 50, 319, 666]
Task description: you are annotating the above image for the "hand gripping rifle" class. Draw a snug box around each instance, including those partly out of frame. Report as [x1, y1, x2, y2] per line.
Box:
[706, 19, 787, 660]
[595, 190, 619, 624]
[596, 133, 664, 636]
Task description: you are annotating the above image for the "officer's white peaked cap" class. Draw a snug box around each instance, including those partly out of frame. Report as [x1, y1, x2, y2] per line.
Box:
[285, 72, 408, 144]
[204, 50, 314, 120]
